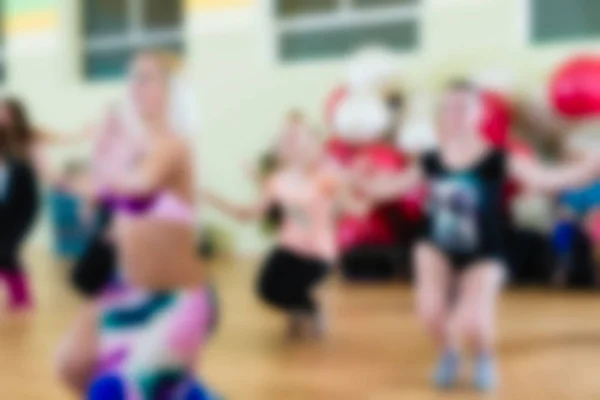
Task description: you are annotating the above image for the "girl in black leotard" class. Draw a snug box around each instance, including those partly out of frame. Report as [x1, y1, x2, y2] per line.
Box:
[0, 154, 38, 311]
[0, 99, 110, 299]
[361, 81, 600, 392]
[0, 101, 43, 311]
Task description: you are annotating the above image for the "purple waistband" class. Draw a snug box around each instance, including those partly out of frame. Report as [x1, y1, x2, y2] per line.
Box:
[100, 194, 156, 215]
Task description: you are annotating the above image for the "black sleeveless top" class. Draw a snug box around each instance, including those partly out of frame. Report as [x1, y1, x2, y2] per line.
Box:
[421, 150, 507, 260]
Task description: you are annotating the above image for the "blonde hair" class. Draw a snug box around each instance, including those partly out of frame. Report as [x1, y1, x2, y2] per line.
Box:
[125, 49, 200, 138]
[134, 49, 183, 80]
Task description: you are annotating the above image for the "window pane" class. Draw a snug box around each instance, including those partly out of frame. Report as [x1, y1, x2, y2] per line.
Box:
[533, 0, 600, 42]
[85, 43, 183, 80]
[277, 0, 338, 18]
[279, 20, 418, 61]
[144, 0, 183, 30]
[84, 47, 134, 80]
[84, 0, 128, 37]
[353, 0, 418, 8]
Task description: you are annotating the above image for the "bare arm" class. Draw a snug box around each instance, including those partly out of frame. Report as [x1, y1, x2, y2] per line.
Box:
[358, 164, 424, 202]
[334, 169, 373, 215]
[509, 152, 600, 194]
[201, 187, 272, 222]
[108, 138, 181, 197]
[311, 194, 338, 262]
[54, 175, 97, 204]
[29, 143, 56, 184]
[35, 125, 95, 145]
[336, 185, 372, 215]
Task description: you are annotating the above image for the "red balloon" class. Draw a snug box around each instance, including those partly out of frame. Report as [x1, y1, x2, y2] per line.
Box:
[479, 90, 512, 148]
[550, 55, 600, 118]
[356, 143, 407, 172]
[324, 85, 349, 127]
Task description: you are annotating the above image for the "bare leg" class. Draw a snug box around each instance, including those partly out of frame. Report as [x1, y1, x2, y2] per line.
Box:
[55, 302, 99, 394]
[413, 243, 453, 350]
[306, 280, 330, 339]
[413, 243, 461, 389]
[450, 260, 504, 391]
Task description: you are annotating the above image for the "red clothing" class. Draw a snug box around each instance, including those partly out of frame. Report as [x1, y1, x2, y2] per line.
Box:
[337, 212, 396, 252]
[504, 138, 534, 198]
[325, 137, 359, 167]
[327, 139, 426, 251]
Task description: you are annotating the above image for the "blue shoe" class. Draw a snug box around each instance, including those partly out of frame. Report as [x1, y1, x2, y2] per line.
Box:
[433, 351, 460, 389]
[87, 375, 127, 400]
[179, 379, 224, 400]
[473, 354, 498, 392]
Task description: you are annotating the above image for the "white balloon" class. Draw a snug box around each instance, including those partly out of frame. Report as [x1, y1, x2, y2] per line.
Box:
[398, 94, 438, 152]
[346, 46, 398, 91]
[334, 91, 390, 143]
[399, 119, 438, 153]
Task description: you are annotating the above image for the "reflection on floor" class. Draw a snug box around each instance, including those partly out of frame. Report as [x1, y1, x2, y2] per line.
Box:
[1, 252, 600, 399]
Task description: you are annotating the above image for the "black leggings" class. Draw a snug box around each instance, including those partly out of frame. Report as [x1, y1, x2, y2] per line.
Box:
[0, 243, 22, 272]
[258, 248, 329, 313]
[0, 230, 32, 272]
[71, 205, 116, 297]
[340, 245, 403, 281]
[71, 234, 116, 297]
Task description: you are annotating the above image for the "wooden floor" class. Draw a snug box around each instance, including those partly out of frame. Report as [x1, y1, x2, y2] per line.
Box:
[1, 253, 600, 400]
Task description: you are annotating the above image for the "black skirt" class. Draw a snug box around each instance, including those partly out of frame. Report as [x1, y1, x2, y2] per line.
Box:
[257, 247, 329, 313]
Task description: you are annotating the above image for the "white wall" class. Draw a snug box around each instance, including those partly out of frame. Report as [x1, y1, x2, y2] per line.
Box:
[7, 0, 600, 254]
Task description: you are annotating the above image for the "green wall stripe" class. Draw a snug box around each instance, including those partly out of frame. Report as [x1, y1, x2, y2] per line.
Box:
[5, 0, 57, 16]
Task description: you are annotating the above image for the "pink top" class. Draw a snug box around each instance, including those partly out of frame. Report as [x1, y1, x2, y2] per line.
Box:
[100, 187, 195, 227]
[271, 170, 337, 262]
[147, 192, 196, 226]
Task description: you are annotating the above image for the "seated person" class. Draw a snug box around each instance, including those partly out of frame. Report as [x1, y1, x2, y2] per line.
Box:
[557, 180, 600, 287]
[49, 161, 95, 259]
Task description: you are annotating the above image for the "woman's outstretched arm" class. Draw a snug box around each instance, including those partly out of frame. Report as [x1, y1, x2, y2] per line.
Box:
[509, 151, 600, 194]
[35, 125, 95, 146]
[200, 187, 272, 222]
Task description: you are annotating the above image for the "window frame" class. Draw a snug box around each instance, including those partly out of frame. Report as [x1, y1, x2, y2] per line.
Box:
[82, 0, 184, 80]
[526, 0, 600, 46]
[269, 0, 421, 64]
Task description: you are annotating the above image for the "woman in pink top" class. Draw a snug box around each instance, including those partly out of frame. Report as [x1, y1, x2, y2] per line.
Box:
[204, 122, 340, 339]
[56, 51, 216, 400]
